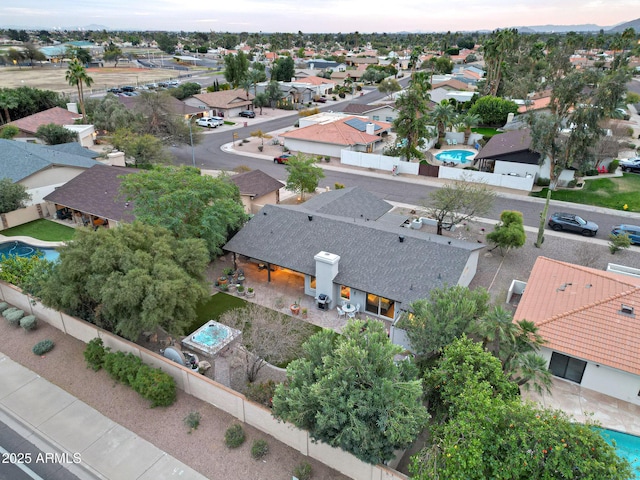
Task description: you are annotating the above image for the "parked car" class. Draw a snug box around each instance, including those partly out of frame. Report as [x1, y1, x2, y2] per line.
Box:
[611, 225, 640, 245]
[239, 110, 255, 118]
[121, 85, 136, 92]
[547, 212, 598, 236]
[196, 117, 220, 128]
[274, 153, 292, 164]
[315, 97, 327, 103]
[619, 158, 640, 173]
[209, 116, 224, 126]
[107, 87, 122, 94]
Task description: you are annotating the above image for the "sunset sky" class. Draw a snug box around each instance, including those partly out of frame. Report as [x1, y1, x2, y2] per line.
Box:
[1, 0, 637, 33]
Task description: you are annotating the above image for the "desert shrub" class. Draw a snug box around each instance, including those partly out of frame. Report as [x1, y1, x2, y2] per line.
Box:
[183, 411, 201, 433]
[609, 233, 631, 254]
[103, 351, 142, 386]
[224, 424, 246, 448]
[131, 364, 177, 407]
[84, 337, 108, 371]
[2, 306, 18, 318]
[246, 380, 278, 408]
[251, 439, 269, 459]
[0, 302, 9, 313]
[32, 339, 54, 355]
[20, 315, 37, 331]
[585, 168, 599, 177]
[5, 308, 25, 326]
[567, 179, 577, 188]
[608, 159, 619, 173]
[334, 183, 345, 190]
[536, 177, 550, 187]
[293, 461, 312, 480]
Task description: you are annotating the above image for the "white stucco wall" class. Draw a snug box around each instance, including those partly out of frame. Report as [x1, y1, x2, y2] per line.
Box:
[283, 138, 345, 158]
[19, 166, 88, 189]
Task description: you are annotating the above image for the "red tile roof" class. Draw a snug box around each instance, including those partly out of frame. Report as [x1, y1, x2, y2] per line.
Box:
[514, 257, 640, 375]
[280, 116, 391, 147]
[10, 107, 82, 135]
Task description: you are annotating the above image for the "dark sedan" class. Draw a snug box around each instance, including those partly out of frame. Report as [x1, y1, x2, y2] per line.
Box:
[239, 110, 256, 118]
[619, 158, 640, 173]
[548, 212, 598, 236]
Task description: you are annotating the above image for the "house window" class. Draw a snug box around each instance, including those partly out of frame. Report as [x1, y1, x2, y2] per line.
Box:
[385, 116, 393, 122]
[549, 352, 586, 384]
[310, 276, 316, 289]
[340, 285, 351, 300]
[365, 293, 394, 319]
[372, 115, 380, 121]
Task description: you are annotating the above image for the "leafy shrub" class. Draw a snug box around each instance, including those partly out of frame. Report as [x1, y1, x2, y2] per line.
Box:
[104, 351, 142, 386]
[20, 315, 37, 331]
[585, 168, 599, 177]
[224, 424, 246, 448]
[84, 337, 108, 371]
[536, 178, 550, 187]
[131, 364, 177, 407]
[251, 439, 269, 459]
[609, 233, 631, 254]
[608, 159, 619, 173]
[32, 339, 54, 355]
[5, 308, 25, 326]
[183, 411, 201, 433]
[567, 179, 577, 188]
[0, 302, 9, 313]
[293, 461, 312, 480]
[2, 306, 18, 318]
[246, 380, 278, 408]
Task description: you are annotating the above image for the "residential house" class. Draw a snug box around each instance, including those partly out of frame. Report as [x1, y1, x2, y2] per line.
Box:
[330, 70, 365, 83]
[0, 139, 101, 205]
[8, 106, 95, 147]
[303, 59, 345, 72]
[516, 90, 553, 114]
[118, 94, 202, 120]
[43, 164, 136, 228]
[474, 129, 575, 185]
[339, 103, 398, 123]
[228, 169, 284, 214]
[345, 56, 378, 67]
[279, 115, 392, 157]
[223, 187, 483, 322]
[514, 256, 640, 406]
[186, 89, 254, 118]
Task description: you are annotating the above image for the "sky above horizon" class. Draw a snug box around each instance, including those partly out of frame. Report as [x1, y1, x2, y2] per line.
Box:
[1, 1, 638, 33]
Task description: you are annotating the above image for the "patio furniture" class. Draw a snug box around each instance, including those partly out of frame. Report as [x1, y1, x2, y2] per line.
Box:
[452, 139, 457, 145]
[337, 306, 346, 319]
[343, 303, 357, 319]
[446, 139, 452, 145]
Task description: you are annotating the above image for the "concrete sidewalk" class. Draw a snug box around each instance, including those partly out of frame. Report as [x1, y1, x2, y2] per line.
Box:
[0, 351, 207, 480]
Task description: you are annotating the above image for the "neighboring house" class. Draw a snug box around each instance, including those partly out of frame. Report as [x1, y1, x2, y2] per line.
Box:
[8, 106, 95, 147]
[339, 103, 398, 123]
[429, 88, 475, 105]
[279, 115, 392, 157]
[43, 164, 136, 228]
[514, 256, 640, 406]
[516, 90, 553, 114]
[303, 59, 345, 72]
[474, 129, 575, 185]
[117, 94, 202, 119]
[186, 89, 254, 118]
[330, 70, 365, 83]
[291, 76, 337, 96]
[229, 169, 284, 214]
[0, 139, 101, 205]
[345, 56, 378, 67]
[223, 187, 483, 322]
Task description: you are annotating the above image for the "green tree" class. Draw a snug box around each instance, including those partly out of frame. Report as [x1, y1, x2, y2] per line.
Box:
[284, 154, 325, 201]
[22, 42, 47, 67]
[37, 222, 210, 340]
[65, 58, 93, 119]
[458, 112, 481, 144]
[131, 91, 191, 145]
[65, 46, 91, 64]
[265, 80, 283, 107]
[85, 95, 138, 133]
[432, 56, 454, 74]
[7, 48, 25, 68]
[482, 28, 517, 96]
[253, 92, 269, 114]
[398, 286, 491, 359]
[35, 123, 78, 145]
[392, 80, 433, 162]
[425, 178, 495, 235]
[272, 319, 429, 465]
[0, 89, 19, 124]
[102, 42, 123, 67]
[0, 178, 31, 214]
[110, 129, 170, 168]
[467, 95, 518, 126]
[485, 210, 526, 255]
[413, 337, 631, 480]
[377, 77, 401, 99]
[156, 33, 177, 54]
[430, 102, 457, 144]
[224, 51, 250, 88]
[0, 125, 19, 139]
[271, 56, 295, 81]
[119, 166, 247, 258]
[168, 82, 202, 100]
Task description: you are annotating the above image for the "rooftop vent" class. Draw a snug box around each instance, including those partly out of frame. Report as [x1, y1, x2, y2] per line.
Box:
[308, 215, 313, 221]
[620, 304, 635, 315]
[556, 282, 572, 292]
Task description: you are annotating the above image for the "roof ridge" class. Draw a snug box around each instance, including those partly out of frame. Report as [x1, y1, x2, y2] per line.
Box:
[539, 256, 640, 287]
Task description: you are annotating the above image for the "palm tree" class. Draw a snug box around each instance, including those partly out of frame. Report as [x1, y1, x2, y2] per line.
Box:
[0, 89, 19, 124]
[65, 58, 93, 119]
[459, 112, 481, 145]
[430, 102, 457, 144]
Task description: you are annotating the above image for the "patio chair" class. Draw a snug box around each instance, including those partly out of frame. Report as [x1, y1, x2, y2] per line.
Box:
[347, 310, 357, 319]
[337, 306, 346, 319]
[452, 139, 457, 145]
[446, 139, 453, 145]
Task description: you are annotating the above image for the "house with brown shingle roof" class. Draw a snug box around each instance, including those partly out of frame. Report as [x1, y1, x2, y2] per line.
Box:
[279, 115, 391, 158]
[9, 106, 95, 147]
[186, 89, 254, 118]
[228, 169, 284, 214]
[514, 256, 640, 406]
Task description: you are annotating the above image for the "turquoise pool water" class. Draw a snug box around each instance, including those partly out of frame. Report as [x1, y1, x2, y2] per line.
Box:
[0, 241, 59, 262]
[598, 428, 640, 478]
[192, 322, 231, 346]
[435, 149, 475, 164]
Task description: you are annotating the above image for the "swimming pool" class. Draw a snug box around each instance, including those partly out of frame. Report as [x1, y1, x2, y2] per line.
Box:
[598, 428, 640, 478]
[0, 240, 59, 262]
[435, 149, 475, 164]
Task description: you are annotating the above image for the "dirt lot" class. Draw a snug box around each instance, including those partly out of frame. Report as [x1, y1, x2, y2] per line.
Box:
[0, 65, 189, 96]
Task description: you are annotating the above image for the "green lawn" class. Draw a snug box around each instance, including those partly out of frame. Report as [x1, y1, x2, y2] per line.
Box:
[1, 219, 76, 241]
[472, 127, 500, 138]
[189, 292, 248, 334]
[530, 174, 640, 212]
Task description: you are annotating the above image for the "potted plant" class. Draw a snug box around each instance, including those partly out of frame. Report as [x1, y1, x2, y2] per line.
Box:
[217, 275, 229, 286]
[219, 283, 229, 292]
[290, 298, 301, 315]
[236, 285, 245, 296]
[301, 308, 308, 319]
[246, 287, 255, 298]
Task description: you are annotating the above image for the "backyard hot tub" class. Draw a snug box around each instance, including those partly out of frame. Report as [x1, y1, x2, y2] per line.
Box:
[181, 320, 241, 358]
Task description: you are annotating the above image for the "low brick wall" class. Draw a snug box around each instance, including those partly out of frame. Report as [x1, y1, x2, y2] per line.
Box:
[0, 281, 408, 480]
